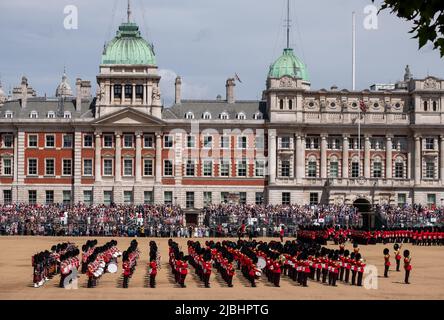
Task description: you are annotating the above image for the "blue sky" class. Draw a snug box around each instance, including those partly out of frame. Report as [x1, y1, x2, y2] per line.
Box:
[0, 0, 442, 106]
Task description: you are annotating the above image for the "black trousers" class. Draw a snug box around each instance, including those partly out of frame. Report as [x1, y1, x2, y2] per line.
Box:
[351, 270, 357, 285]
[316, 268, 321, 282]
[273, 272, 281, 287]
[180, 274, 187, 287]
[405, 270, 410, 284]
[396, 259, 401, 272]
[357, 272, 363, 286]
[384, 265, 389, 277]
[123, 275, 129, 288]
[344, 269, 350, 283]
[150, 274, 156, 288]
[203, 273, 211, 287]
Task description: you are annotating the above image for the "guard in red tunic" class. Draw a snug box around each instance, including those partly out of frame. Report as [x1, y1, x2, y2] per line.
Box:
[355, 253, 365, 287]
[179, 253, 188, 288]
[148, 257, 157, 288]
[202, 254, 212, 288]
[122, 252, 131, 288]
[279, 226, 285, 243]
[383, 248, 391, 278]
[403, 250, 412, 284]
[394, 243, 402, 272]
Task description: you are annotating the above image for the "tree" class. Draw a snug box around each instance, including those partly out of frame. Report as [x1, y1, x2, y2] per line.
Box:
[373, 0, 444, 57]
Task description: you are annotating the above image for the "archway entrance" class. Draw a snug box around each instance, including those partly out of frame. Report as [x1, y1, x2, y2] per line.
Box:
[353, 198, 374, 230]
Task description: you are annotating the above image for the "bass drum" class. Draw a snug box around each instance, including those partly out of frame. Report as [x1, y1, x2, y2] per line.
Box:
[256, 257, 266, 270]
[107, 262, 118, 274]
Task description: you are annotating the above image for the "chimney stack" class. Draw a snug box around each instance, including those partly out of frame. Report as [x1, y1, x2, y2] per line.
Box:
[76, 78, 82, 111]
[175, 76, 182, 104]
[21, 76, 28, 108]
[226, 78, 235, 104]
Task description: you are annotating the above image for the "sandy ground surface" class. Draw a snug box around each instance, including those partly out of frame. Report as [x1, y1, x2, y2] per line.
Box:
[0, 236, 443, 300]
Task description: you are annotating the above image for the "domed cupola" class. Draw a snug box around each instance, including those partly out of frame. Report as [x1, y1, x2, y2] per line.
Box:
[55, 71, 73, 97]
[268, 48, 309, 81]
[101, 22, 156, 66]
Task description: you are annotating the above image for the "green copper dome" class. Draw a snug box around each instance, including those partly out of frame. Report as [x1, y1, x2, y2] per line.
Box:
[102, 22, 156, 65]
[268, 48, 309, 81]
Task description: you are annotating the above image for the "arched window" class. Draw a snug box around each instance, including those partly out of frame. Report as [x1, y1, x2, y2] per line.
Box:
[237, 112, 246, 120]
[307, 160, 317, 178]
[424, 101, 428, 111]
[185, 112, 194, 120]
[279, 99, 284, 110]
[202, 112, 211, 120]
[289, 100, 293, 110]
[433, 101, 438, 112]
[394, 157, 405, 179]
[372, 157, 382, 178]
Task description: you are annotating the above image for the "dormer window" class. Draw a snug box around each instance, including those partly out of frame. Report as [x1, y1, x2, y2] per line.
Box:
[202, 112, 212, 120]
[253, 113, 263, 120]
[30, 111, 38, 119]
[237, 112, 246, 120]
[4, 111, 13, 119]
[64, 111, 71, 119]
[220, 112, 229, 120]
[47, 111, 55, 119]
[185, 112, 194, 120]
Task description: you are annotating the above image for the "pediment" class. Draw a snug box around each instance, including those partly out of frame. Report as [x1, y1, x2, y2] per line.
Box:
[93, 108, 164, 126]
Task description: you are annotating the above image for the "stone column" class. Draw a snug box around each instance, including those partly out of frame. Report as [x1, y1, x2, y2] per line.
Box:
[132, 84, 136, 105]
[268, 129, 277, 184]
[295, 134, 304, 183]
[386, 135, 393, 179]
[74, 130, 83, 203]
[121, 84, 125, 104]
[115, 133, 122, 182]
[111, 84, 114, 105]
[155, 133, 162, 183]
[135, 132, 142, 182]
[342, 135, 349, 179]
[143, 84, 147, 105]
[320, 134, 328, 179]
[407, 139, 412, 180]
[15, 130, 25, 202]
[95, 133, 102, 182]
[441, 136, 444, 184]
[414, 135, 421, 185]
[364, 135, 371, 178]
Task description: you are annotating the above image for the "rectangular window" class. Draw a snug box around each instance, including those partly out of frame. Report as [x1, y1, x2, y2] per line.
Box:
[143, 159, 153, 176]
[220, 136, 230, 149]
[103, 159, 113, 176]
[63, 159, 72, 176]
[221, 192, 229, 204]
[83, 191, 93, 206]
[164, 191, 173, 205]
[144, 135, 154, 148]
[281, 136, 291, 149]
[114, 85, 122, 97]
[2, 158, 12, 175]
[45, 159, 55, 176]
[395, 162, 404, 178]
[281, 160, 291, 177]
[144, 191, 154, 204]
[373, 162, 382, 178]
[83, 159, 93, 176]
[123, 135, 133, 148]
[203, 192, 212, 206]
[164, 160, 173, 176]
[351, 162, 360, 178]
[220, 160, 230, 177]
[63, 134, 73, 148]
[164, 135, 173, 148]
[84, 134, 93, 148]
[237, 136, 247, 149]
[28, 134, 38, 148]
[28, 159, 37, 176]
[187, 135, 196, 148]
[104, 191, 113, 205]
[104, 135, 114, 148]
[203, 136, 213, 148]
[237, 160, 247, 177]
[63, 190, 71, 205]
[310, 193, 319, 205]
[186, 192, 195, 209]
[185, 160, 195, 176]
[45, 135, 55, 148]
[124, 84, 132, 99]
[329, 162, 339, 178]
[203, 160, 213, 176]
[427, 194, 436, 207]
[28, 190, 37, 204]
[123, 159, 133, 176]
[308, 161, 317, 178]
[306, 137, 320, 149]
[397, 193, 407, 207]
[3, 190, 12, 204]
[282, 192, 291, 205]
[124, 191, 133, 204]
[3, 134, 13, 148]
[45, 191, 54, 204]
[135, 85, 143, 99]
[255, 136, 264, 149]
[255, 192, 264, 205]
[255, 160, 265, 177]
[239, 192, 247, 205]
[425, 138, 435, 150]
[426, 161, 435, 179]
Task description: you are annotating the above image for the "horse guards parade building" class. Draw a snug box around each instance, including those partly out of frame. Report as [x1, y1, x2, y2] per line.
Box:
[1, 8, 444, 212]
